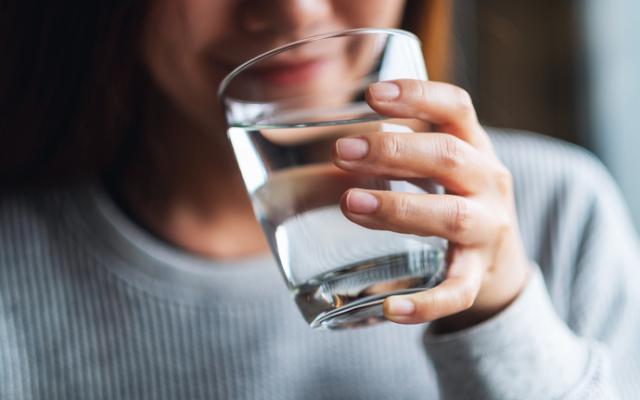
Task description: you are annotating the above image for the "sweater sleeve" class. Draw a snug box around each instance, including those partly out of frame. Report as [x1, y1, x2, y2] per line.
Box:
[423, 267, 617, 399]
[422, 136, 640, 399]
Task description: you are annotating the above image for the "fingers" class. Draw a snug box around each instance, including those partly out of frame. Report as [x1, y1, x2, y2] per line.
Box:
[383, 249, 484, 324]
[341, 189, 493, 245]
[333, 132, 498, 195]
[366, 80, 492, 152]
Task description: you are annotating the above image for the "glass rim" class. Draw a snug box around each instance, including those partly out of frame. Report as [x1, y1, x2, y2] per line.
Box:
[217, 28, 421, 100]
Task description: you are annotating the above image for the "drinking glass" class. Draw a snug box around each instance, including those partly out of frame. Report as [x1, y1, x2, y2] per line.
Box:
[218, 28, 448, 329]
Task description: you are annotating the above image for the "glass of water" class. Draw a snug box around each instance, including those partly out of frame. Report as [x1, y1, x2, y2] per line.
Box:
[218, 28, 448, 329]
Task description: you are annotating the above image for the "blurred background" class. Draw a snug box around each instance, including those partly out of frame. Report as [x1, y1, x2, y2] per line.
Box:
[417, 0, 640, 230]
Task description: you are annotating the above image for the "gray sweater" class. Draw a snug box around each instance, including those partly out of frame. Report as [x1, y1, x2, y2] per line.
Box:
[1, 130, 639, 399]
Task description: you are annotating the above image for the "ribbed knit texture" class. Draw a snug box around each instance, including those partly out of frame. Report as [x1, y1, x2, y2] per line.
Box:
[1, 129, 639, 399]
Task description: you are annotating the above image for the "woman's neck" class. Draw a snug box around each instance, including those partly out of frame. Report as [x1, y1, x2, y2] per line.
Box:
[108, 100, 270, 260]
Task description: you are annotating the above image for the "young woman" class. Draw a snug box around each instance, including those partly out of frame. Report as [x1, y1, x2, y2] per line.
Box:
[1, 1, 638, 398]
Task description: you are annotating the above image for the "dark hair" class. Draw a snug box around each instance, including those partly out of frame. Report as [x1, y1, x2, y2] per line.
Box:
[0, 2, 148, 188]
[402, 0, 428, 35]
[0, 0, 426, 189]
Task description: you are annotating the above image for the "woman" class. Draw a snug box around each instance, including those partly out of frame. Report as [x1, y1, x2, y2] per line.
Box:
[1, 1, 638, 399]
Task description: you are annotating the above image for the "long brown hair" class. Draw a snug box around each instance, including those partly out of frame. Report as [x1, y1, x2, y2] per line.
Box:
[0, 2, 148, 189]
[0, 1, 432, 190]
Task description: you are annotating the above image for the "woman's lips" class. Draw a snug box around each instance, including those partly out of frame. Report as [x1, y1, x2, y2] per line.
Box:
[249, 59, 326, 86]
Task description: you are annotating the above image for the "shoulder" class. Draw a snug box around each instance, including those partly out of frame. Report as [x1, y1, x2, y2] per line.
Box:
[0, 188, 72, 394]
[0, 185, 85, 278]
[488, 126, 634, 238]
[488, 127, 626, 218]
[488, 128, 639, 317]
[0, 184, 87, 298]
[0, 187, 63, 250]
[489, 127, 612, 192]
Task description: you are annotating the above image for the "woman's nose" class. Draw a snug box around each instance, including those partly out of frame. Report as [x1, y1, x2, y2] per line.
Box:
[240, 0, 332, 35]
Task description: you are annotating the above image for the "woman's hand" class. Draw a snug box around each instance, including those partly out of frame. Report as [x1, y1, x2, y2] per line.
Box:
[332, 80, 532, 333]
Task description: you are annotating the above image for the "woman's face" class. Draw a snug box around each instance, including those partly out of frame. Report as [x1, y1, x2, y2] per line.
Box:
[141, 0, 407, 134]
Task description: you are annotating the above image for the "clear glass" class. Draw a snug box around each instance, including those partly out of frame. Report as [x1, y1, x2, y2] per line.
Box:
[218, 28, 448, 329]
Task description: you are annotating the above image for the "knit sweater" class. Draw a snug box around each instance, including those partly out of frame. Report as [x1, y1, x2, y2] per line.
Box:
[1, 129, 639, 399]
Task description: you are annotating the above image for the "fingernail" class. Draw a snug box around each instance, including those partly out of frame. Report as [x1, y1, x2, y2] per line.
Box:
[370, 82, 400, 101]
[387, 297, 416, 316]
[336, 137, 369, 160]
[346, 190, 379, 214]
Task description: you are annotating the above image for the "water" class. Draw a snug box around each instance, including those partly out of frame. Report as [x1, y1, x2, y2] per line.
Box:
[228, 118, 448, 329]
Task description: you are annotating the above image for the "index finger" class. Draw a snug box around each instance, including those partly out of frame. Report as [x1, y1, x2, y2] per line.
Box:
[365, 79, 493, 152]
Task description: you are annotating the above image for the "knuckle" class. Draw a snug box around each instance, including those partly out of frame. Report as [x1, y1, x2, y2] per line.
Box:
[493, 164, 513, 197]
[394, 195, 415, 221]
[414, 292, 439, 321]
[457, 286, 476, 310]
[435, 135, 465, 170]
[378, 134, 403, 163]
[412, 80, 427, 101]
[447, 198, 472, 237]
[453, 87, 475, 116]
[494, 212, 512, 241]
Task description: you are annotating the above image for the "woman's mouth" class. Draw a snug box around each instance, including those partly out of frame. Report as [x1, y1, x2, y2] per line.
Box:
[249, 59, 327, 86]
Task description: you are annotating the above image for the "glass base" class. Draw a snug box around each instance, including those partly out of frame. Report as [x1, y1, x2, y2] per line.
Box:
[309, 287, 427, 330]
